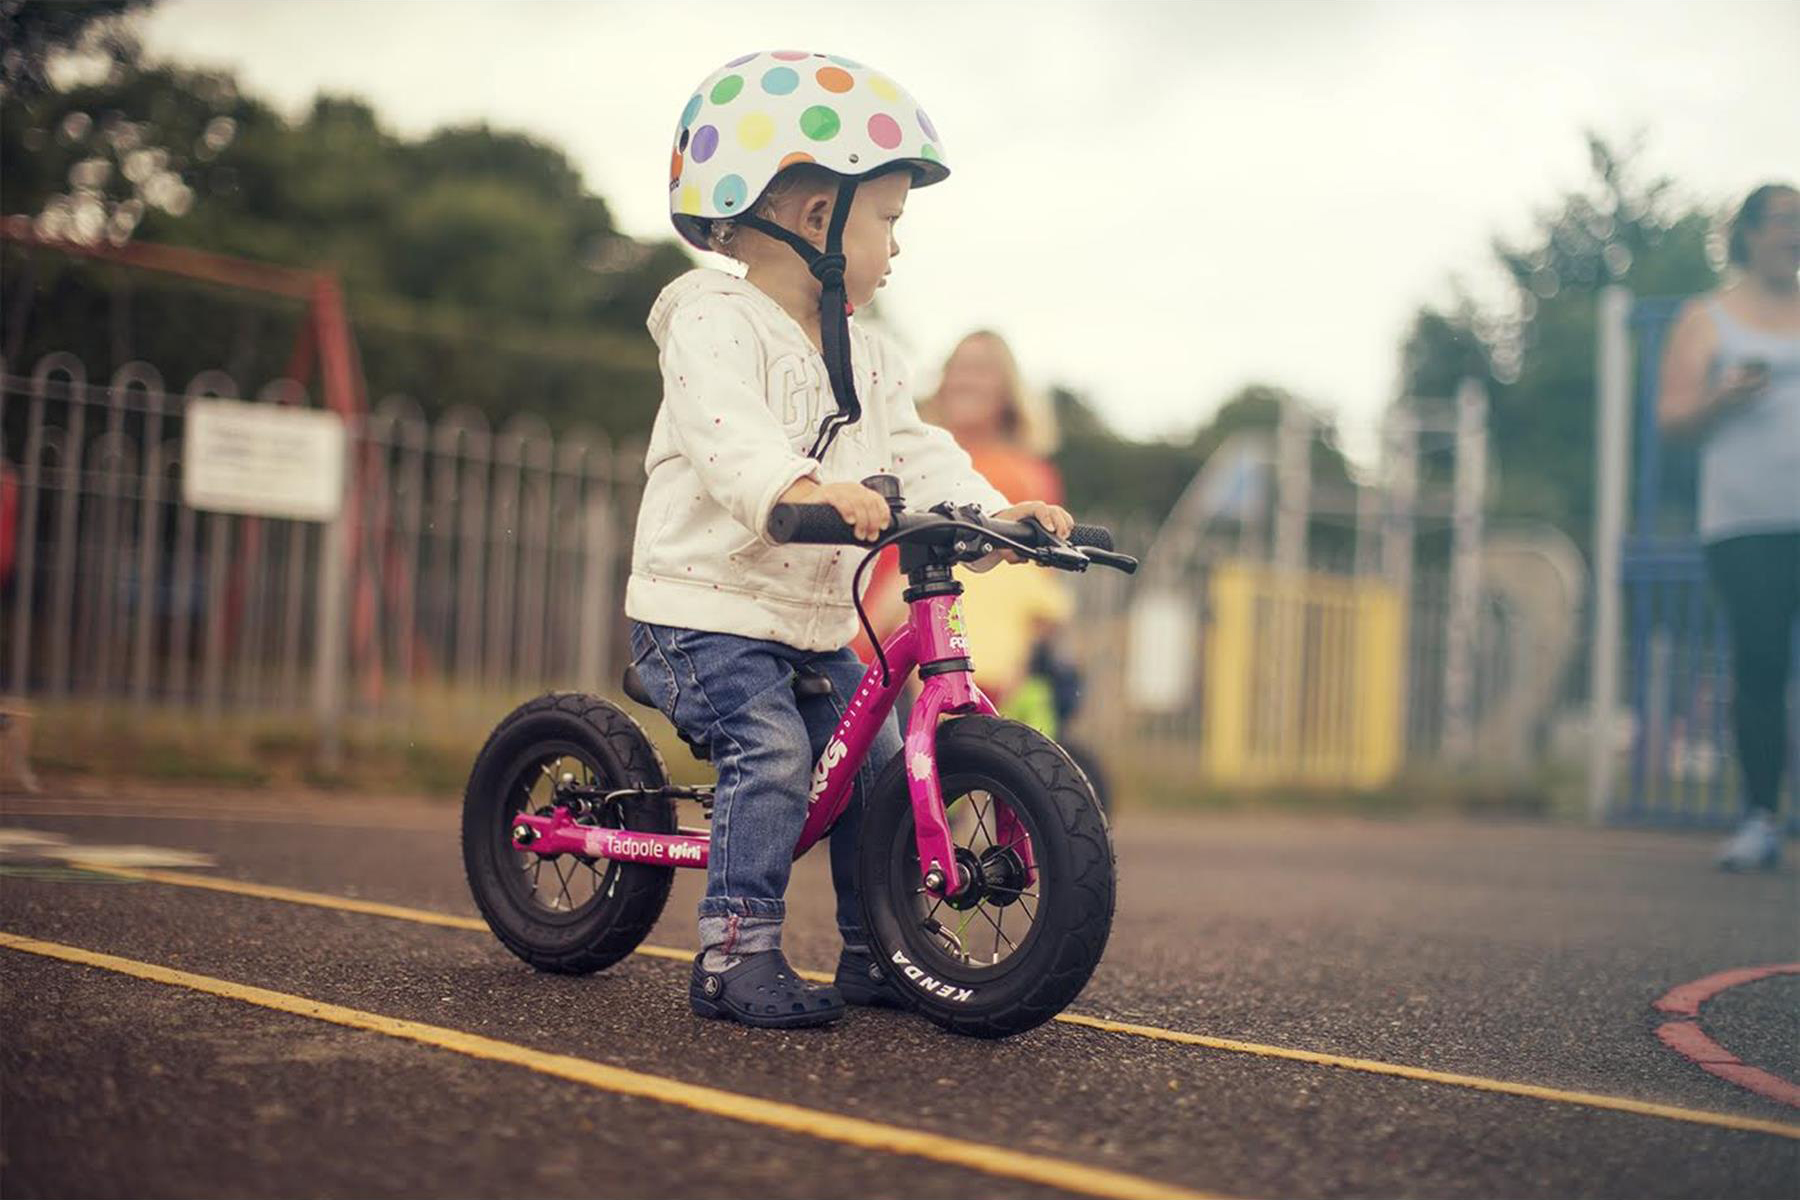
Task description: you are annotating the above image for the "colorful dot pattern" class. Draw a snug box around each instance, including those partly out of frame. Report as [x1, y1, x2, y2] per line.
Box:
[668, 49, 949, 244]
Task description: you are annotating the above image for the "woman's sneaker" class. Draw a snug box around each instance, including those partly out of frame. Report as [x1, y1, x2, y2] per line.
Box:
[1716, 813, 1782, 871]
[690, 950, 845, 1028]
[834, 947, 908, 1008]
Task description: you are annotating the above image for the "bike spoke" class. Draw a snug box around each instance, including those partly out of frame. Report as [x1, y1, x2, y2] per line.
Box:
[976, 904, 1018, 956]
[972, 792, 997, 849]
[955, 906, 980, 941]
[552, 858, 575, 911]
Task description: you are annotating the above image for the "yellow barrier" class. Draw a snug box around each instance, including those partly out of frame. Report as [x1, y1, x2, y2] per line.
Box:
[1202, 562, 1403, 789]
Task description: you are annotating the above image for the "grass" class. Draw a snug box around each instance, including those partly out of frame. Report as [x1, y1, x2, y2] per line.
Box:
[28, 700, 509, 800]
[21, 699, 1575, 821]
[1108, 757, 1577, 820]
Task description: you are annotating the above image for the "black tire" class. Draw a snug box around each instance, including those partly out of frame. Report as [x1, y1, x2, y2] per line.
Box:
[858, 716, 1115, 1038]
[1059, 737, 1112, 815]
[462, 692, 678, 975]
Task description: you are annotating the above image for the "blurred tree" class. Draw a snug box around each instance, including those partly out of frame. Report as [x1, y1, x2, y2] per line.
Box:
[0, 0, 152, 99]
[2, 56, 687, 433]
[1396, 134, 1722, 554]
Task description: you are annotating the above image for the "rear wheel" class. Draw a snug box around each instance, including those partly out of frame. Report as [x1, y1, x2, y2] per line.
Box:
[858, 716, 1115, 1038]
[462, 692, 678, 974]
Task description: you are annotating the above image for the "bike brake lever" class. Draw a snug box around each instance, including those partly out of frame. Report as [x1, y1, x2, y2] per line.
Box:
[1083, 548, 1139, 575]
[1036, 545, 1092, 572]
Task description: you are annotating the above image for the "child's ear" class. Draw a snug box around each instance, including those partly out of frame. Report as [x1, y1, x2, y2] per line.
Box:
[800, 192, 832, 246]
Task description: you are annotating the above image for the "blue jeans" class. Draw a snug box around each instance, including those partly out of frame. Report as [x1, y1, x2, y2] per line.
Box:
[627, 622, 903, 958]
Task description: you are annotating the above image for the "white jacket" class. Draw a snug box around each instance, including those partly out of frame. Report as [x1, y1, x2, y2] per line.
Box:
[625, 269, 1011, 651]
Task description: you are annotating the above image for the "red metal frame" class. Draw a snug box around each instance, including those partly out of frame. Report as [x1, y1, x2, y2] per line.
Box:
[0, 216, 365, 419]
[1, 218, 387, 699]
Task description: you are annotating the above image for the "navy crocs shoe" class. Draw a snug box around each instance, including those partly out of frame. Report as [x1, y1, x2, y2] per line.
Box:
[834, 947, 908, 1009]
[690, 951, 845, 1028]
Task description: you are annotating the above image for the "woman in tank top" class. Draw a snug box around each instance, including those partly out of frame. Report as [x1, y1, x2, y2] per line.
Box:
[1658, 182, 1800, 870]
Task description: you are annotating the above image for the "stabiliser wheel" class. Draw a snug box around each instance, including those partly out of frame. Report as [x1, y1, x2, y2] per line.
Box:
[462, 692, 677, 975]
[858, 716, 1116, 1038]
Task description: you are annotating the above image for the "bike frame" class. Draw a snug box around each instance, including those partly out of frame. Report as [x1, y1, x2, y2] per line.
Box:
[512, 589, 1032, 897]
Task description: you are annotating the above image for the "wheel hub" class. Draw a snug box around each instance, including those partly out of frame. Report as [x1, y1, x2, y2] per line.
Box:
[940, 845, 1028, 910]
[941, 847, 987, 910]
[977, 845, 1027, 907]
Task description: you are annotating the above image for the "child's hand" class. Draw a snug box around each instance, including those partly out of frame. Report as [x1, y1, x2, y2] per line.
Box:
[975, 501, 1075, 568]
[780, 478, 893, 542]
[996, 501, 1075, 540]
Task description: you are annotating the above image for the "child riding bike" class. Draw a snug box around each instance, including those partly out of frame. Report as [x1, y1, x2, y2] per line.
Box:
[626, 51, 1075, 1028]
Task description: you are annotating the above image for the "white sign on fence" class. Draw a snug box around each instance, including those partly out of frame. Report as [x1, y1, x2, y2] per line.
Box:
[183, 399, 347, 521]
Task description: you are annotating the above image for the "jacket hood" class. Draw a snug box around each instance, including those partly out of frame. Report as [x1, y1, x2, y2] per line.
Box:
[646, 268, 766, 347]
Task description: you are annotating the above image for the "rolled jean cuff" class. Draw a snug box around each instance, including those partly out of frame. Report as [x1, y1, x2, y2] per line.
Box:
[698, 912, 783, 957]
[697, 896, 787, 921]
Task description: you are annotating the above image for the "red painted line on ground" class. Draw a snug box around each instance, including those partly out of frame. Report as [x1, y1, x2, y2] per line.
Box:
[1652, 964, 1800, 1109]
[1653, 964, 1800, 1017]
[1657, 1019, 1742, 1066]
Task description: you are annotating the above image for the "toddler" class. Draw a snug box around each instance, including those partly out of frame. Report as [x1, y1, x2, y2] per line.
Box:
[627, 50, 1072, 1027]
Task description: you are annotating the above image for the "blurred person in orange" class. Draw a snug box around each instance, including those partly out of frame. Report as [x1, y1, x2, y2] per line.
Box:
[854, 331, 1075, 716]
[1657, 182, 1800, 870]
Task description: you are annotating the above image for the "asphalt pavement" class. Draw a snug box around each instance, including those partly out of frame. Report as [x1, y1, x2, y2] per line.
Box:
[1, 786, 1795, 1199]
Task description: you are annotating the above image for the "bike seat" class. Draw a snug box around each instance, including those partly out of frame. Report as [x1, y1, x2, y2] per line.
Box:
[622, 665, 711, 761]
[622, 665, 656, 708]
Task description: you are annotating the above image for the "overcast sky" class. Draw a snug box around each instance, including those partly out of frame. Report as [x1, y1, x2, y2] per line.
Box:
[133, 0, 1799, 463]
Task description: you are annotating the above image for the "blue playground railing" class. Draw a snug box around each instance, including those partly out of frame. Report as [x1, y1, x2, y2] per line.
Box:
[1615, 295, 1798, 829]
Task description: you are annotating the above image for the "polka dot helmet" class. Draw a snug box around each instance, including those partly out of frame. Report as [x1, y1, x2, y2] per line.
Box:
[668, 50, 949, 251]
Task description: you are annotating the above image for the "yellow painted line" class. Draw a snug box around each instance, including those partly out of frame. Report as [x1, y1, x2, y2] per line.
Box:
[64, 862, 695, 966]
[3, 800, 444, 831]
[65, 863, 1800, 1141]
[0, 932, 1218, 1200]
[1053, 1014, 1800, 1140]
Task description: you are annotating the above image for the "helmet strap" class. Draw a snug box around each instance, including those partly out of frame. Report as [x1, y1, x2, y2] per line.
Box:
[734, 176, 862, 461]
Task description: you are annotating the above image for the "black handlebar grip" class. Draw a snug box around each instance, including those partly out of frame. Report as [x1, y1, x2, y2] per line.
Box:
[767, 503, 864, 545]
[1068, 523, 1114, 552]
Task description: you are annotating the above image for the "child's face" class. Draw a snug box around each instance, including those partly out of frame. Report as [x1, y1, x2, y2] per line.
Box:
[840, 170, 911, 310]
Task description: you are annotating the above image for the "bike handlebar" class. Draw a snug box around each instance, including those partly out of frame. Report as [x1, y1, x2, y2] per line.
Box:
[766, 503, 1138, 574]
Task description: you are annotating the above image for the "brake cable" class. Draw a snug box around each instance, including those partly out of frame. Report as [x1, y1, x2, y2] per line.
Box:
[848, 517, 1072, 687]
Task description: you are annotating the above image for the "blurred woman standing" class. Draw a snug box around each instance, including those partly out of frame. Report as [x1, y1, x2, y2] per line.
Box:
[854, 330, 1071, 701]
[1658, 182, 1800, 870]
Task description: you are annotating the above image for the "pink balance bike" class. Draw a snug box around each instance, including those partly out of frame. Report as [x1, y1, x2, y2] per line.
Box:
[461, 474, 1137, 1038]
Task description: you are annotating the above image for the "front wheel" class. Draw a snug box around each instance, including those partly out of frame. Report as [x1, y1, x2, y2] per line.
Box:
[858, 716, 1116, 1038]
[1058, 736, 1113, 815]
